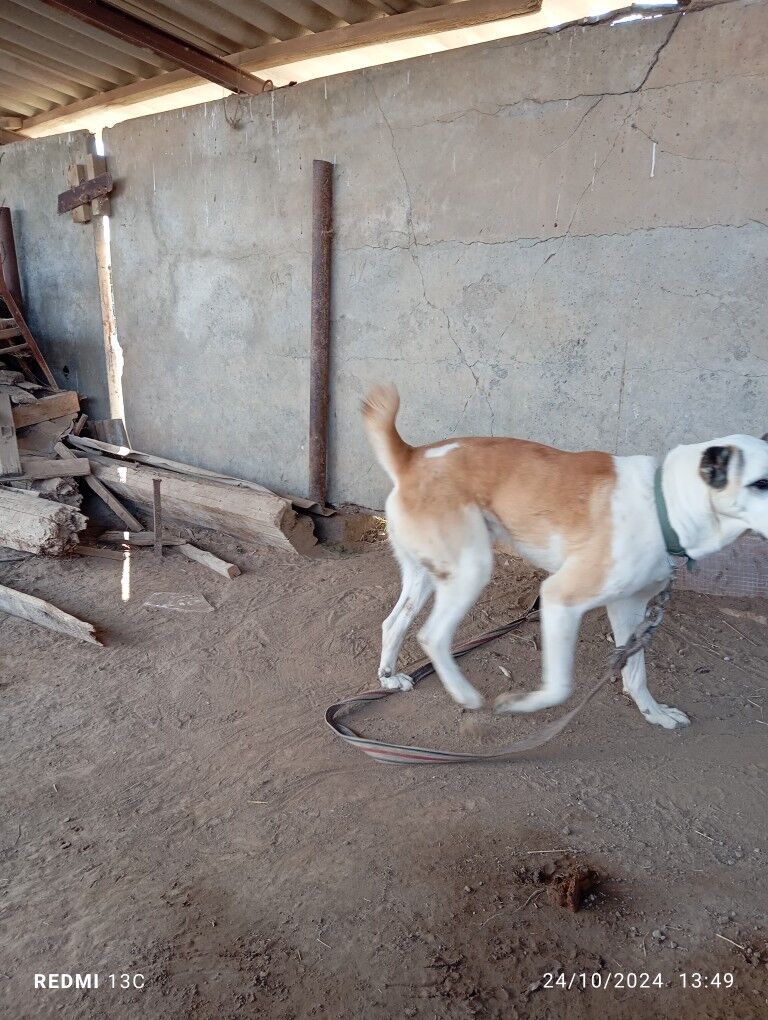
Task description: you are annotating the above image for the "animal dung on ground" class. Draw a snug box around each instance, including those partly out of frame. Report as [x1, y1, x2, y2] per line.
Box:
[545, 865, 600, 913]
[144, 592, 214, 613]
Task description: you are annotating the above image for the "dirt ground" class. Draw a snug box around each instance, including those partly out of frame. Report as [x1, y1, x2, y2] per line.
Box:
[1, 531, 767, 1019]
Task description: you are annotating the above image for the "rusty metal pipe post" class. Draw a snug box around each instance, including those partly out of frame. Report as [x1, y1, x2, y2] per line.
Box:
[152, 477, 162, 559]
[0, 208, 23, 313]
[308, 159, 333, 507]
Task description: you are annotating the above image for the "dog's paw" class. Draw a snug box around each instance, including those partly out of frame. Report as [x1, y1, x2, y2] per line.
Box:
[380, 672, 414, 692]
[494, 690, 560, 714]
[455, 687, 485, 711]
[641, 703, 690, 729]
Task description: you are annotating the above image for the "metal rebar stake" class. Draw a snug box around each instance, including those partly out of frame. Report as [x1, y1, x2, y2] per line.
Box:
[152, 477, 162, 559]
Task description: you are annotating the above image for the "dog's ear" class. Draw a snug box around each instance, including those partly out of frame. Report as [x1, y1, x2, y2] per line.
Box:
[699, 445, 733, 490]
[762, 433, 768, 443]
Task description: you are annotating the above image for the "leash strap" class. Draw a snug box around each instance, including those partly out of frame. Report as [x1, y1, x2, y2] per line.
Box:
[326, 587, 671, 765]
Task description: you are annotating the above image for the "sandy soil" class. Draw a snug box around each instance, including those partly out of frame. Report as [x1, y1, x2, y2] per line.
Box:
[1, 533, 767, 1019]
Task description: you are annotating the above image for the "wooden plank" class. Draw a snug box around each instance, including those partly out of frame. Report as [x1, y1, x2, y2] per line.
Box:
[21, 0, 540, 135]
[82, 453, 312, 553]
[0, 343, 31, 358]
[72, 413, 88, 436]
[12, 391, 79, 429]
[19, 456, 91, 480]
[0, 128, 28, 145]
[179, 543, 241, 579]
[0, 384, 36, 405]
[84, 159, 112, 218]
[58, 171, 112, 214]
[67, 163, 91, 224]
[65, 434, 334, 514]
[0, 393, 21, 477]
[0, 582, 100, 643]
[0, 326, 21, 340]
[17, 417, 74, 456]
[85, 153, 106, 178]
[99, 530, 185, 547]
[54, 442, 143, 531]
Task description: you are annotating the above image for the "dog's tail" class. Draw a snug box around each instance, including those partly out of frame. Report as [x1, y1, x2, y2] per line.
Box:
[361, 384, 412, 482]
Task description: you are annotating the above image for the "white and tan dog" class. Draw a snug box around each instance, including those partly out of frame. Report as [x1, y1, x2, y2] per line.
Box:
[363, 385, 768, 729]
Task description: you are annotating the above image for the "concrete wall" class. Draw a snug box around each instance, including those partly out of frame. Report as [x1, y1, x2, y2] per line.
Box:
[0, 131, 111, 417]
[105, 0, 768, 508]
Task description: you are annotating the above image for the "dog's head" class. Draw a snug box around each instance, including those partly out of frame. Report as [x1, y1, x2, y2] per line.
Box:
[694, 433, 768, 539]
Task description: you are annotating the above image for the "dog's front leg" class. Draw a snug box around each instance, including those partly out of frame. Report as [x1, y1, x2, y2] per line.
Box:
[495, 577, 583, 714]
[606, 592, 689, 729]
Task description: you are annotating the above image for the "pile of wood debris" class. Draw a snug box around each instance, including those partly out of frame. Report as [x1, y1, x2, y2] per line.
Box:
[0, 353, 319, 644]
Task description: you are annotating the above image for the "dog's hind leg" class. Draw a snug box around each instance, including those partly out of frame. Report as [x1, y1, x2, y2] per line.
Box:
[378, 552, 433, 691]
[606, 591, 689, 729]
[416, 513, 493, 710]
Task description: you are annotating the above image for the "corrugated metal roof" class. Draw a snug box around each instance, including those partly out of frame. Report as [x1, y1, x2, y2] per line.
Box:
[0, 0, 490, 120]
[1, 1, 656, 135]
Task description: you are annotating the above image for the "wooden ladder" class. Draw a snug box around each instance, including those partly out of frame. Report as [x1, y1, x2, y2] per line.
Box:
[0, 277, 58, 390]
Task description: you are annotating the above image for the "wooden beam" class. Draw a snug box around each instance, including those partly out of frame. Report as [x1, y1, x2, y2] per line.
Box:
[235, 0, 541, 72]
[0, 343, 32, 358]
[66, 163, 91, 224]
[0, 128, 28, 145]
[19, 456, 91, 480]
[22, 0, 541, 133]
[12, 392, 79, 429]
[0, 485, 87, 555]
[81, 453, 314, 553]
[65, 433, 331, 514]
[0, 582, 100, 643]
[38, 0, 266, 95]
[0, 393, 21, 477]
[179, 543, 241, 579]
[54, 441, 143, 531]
